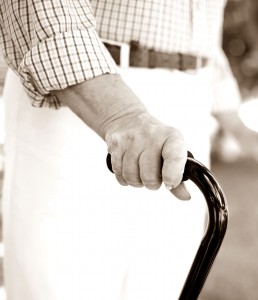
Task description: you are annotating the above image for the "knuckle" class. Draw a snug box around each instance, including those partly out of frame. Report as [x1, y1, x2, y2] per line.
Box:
[112, 161, 122, 174]
[167, 127, 184, 139]
[106, 138, 118, 153]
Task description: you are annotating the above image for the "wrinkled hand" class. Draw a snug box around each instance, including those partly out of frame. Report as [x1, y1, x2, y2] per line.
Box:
[54, 74, 190, 200]
[105, 112, 190, 200]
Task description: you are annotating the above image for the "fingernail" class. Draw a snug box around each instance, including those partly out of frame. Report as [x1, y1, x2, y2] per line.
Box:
[171, 186, 191, 201]
[184, 189, 191, 200]
[165, 184, 173, 191]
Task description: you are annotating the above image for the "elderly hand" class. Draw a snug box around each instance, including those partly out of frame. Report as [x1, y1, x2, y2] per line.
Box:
[105, 111, 190, 200]
[54, 74, 190, 200]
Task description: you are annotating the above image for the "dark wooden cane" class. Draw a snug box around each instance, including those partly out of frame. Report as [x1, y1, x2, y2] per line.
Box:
[106, 153, 228, 300]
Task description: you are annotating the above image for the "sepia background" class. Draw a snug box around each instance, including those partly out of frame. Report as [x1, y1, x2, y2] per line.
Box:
[1, 0, 258, 299]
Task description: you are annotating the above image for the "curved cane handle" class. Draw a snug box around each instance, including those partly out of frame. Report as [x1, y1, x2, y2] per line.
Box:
[106, 153, 228, 300]
[178, 157, 228, 300]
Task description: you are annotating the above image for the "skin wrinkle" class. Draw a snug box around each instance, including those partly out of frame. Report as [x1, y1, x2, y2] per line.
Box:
[109, 117, 185, 191]
[121, 146, 142, 186]
[139, 148, 162, 190]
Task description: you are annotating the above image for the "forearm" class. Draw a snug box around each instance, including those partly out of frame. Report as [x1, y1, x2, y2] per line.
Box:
[53, 74, 147, 140]
[54, 73, 189, 200]
[213, 111, 247, 139]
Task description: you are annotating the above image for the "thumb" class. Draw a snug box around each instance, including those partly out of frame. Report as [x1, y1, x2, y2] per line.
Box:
[168, 181, 191, 201]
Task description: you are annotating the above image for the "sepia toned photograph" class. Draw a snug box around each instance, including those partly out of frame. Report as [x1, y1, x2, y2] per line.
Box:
[0, 0, 258, 299]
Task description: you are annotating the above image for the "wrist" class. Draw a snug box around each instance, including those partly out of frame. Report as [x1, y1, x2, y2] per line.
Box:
[54, 74, 148, 139]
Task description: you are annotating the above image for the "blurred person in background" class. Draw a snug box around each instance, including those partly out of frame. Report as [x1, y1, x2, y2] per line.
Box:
[0, 1, 254, 300]
[212, 0, 258, 163]
[211, 47, 258, 163]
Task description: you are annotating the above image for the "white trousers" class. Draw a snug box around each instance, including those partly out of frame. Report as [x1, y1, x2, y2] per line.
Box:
[2, 67, 213, 300]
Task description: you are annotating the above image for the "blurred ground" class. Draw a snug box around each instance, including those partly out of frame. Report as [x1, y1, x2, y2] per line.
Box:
[200, 156, 258, 300]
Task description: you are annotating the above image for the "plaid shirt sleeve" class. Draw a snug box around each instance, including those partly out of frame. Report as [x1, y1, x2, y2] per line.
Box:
[0, 0, 118, 108]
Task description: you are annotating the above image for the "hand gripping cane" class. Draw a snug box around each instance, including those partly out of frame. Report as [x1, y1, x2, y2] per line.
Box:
[106, 152, 228, 300]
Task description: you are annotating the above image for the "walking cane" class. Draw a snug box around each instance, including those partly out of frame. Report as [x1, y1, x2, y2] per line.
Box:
[106, 152, 228, 300]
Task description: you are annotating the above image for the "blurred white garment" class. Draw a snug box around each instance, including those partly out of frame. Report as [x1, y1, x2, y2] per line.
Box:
[239, 98, 258, 133]
[0, 96, 4, 144]
[2, 67, 213, 300]
[0, 96, 4, 172]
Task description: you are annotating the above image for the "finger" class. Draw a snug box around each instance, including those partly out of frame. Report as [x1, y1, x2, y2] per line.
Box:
[139, 149, 162, 190]
[111, 151, 128, 186]
[169, 182, 191, 201]
[122, 149, 143, 187]
[161, 133, 187, 188]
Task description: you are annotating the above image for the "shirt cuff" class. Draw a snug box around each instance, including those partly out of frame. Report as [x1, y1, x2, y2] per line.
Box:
[19, 29, 118, 108]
